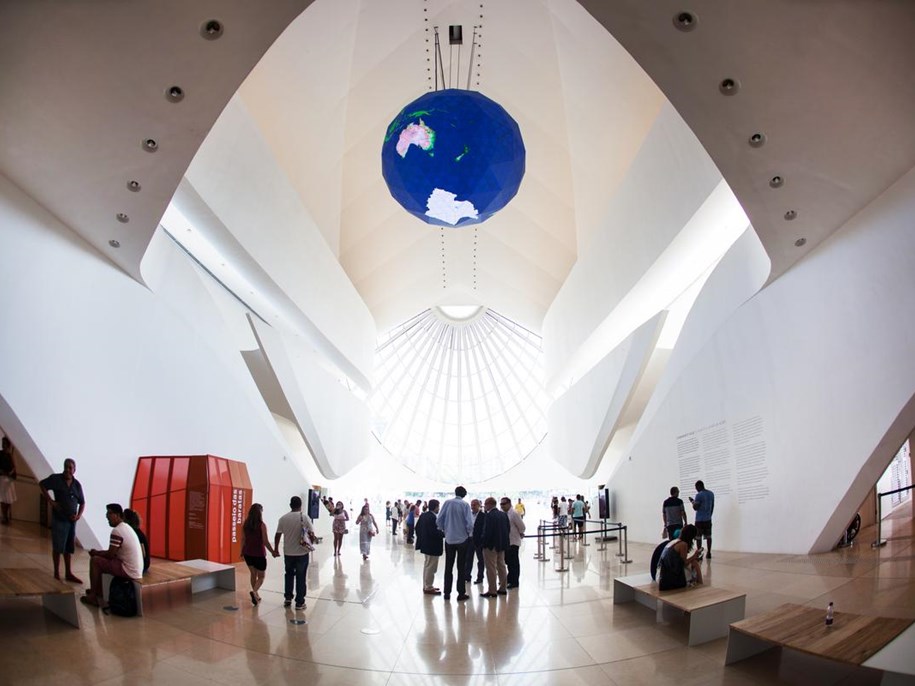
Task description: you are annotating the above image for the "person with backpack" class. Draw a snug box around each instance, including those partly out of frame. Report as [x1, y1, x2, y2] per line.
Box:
[657, 524, 703, 590]
[81, 503, 143, 612]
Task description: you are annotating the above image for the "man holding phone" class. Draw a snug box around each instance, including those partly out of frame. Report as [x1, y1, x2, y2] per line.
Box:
[690, 480, 715, 559]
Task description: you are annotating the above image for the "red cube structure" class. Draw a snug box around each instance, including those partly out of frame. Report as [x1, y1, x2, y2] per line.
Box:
[131, 455, 252, 563]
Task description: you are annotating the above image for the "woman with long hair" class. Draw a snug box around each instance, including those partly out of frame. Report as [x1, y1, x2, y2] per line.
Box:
[241, 503, 278, 605]
[332, 501, 349, 556]
[657, 523, 703, 590]
[355, 503, 380, 560]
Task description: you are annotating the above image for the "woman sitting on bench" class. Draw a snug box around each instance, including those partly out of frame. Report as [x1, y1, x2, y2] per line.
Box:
[658, 523, 703, 590]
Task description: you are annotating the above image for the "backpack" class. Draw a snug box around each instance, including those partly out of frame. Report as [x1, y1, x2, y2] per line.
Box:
[649, 540, 669, 581]
[108, 576, 138, 617]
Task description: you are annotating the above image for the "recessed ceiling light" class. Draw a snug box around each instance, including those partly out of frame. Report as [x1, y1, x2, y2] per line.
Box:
[673, 11, 698, 32]
[142, 138, 158, 152]
[116, 213, 129, 223]
[769, 175, 784, 188]
[109, 239, 120, 248]
[165, 86, 184, 103]
[784, 210, 798, 221]
[126, 180, 141, 192]
[201, 19, 223, 40]
[719, 78, 740, 95]
[794, 238, 807, 247]
[748, 132, 766, 148]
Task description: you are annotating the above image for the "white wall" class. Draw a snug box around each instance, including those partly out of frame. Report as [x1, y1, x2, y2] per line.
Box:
[542, 102, 721, 387]
[185, 95, 377, 389]
[604, 164, 915, 553]
[0, 173, 320, 548]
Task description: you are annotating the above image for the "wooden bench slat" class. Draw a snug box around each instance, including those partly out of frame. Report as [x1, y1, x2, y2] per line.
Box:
[730, 603, 913, 666]
[0, 568, 74, 596]
[632, 582, 746, 612]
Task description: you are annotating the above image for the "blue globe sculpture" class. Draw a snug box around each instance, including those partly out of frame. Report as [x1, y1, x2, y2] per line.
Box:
[381, 89, 525, 227]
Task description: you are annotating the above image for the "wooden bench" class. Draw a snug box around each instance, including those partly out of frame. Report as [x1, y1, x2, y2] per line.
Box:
[102, 559, 236, 616]
[614, 572, 746, 645]
[726, 603, 915, 684]
[0, 567, 80, 628]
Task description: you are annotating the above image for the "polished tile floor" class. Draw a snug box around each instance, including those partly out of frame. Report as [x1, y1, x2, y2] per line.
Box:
[0, 504, 913, 685]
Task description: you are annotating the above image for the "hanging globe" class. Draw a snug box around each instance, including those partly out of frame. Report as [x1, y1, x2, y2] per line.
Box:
[381, 89, 525, 227]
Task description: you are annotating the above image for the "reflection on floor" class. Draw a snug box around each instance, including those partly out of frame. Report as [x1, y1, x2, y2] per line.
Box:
[0, 503, 913, 685]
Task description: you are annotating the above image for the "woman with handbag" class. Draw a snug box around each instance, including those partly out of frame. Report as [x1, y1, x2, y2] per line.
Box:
[332, 501, 349, 556]
[355, 503, 380, 560]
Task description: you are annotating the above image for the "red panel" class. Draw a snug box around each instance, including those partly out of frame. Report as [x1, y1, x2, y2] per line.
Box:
[132, 458, 152, 501]
[170, 457, 189, 491]
[149, 494, 167, 558]
[130, 454, 252, 563]
[168, 489, 186, 559]
[151, 457, 170, 496]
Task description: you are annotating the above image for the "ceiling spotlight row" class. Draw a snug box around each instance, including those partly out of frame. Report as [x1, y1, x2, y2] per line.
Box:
[680, 10, 804, 247]
[109, 19, 222, 249]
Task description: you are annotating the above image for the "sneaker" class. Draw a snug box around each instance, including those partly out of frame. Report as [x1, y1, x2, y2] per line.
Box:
[283, 599, 292, 607]
[456, 594, 469, 601]
[295, 603, 306, 611]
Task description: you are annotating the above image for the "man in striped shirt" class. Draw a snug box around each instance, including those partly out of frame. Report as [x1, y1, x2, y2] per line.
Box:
[82, 502, 143, 609]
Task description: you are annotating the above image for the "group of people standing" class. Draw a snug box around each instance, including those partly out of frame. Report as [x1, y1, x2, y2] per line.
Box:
[657, 480, 715, 590]
[413, 486, 526, 601]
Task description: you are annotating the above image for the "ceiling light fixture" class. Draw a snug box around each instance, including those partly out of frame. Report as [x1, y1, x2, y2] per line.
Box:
[748, 132, 766, 148]
[784, 210, 797, 221]
[116, 213, 129, 223]
[142, 138, 158, 152]
[794, 238, 807, 247]
[126, 180, 141, 192]
[201, 20, 223, 40]
[769, 175, 784, 188]
[719, 78, 740, 95]
[109, 239, 120, 248]
[673, 11, 698, 32]
[165, 86, 184, 103]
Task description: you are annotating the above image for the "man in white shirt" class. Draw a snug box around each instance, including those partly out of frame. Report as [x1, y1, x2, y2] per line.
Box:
[83, 502, 143, 609]
[274, 495, 315, 611]
[500, 497, 526, 589]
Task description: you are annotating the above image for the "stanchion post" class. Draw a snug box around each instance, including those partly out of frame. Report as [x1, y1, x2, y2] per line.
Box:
[621, 525, 632, 564]
[872, 493, 887, 548]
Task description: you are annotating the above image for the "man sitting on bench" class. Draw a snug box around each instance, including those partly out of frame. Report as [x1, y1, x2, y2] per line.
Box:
[81, 503, 143, 610]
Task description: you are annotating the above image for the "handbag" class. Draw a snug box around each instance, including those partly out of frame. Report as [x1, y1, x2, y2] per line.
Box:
[299, 514, 316, 552]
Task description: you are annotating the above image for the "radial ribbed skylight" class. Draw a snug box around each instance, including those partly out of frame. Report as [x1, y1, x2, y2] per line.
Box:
[370, 308, 549, 482]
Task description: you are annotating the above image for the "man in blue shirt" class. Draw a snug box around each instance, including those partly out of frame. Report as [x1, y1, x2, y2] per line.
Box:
[690, 480, 715, 559]
[436, 485, 474, 601]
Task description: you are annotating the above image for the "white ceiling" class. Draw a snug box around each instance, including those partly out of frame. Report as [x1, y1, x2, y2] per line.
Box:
[2, 0, 914, 336]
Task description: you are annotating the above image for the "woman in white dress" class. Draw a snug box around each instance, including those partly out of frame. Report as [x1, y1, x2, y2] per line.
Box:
[355, 504, 380, 560]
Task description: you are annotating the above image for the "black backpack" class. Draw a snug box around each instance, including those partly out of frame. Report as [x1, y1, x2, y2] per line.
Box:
[649, 540, 669, 581]
[108, 576, 138, 617]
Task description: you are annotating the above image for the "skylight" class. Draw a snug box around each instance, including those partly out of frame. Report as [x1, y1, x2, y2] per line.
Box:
[369, 308, 550, 482]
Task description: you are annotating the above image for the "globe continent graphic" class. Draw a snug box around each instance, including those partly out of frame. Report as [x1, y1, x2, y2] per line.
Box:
[381, 89, 525, 227]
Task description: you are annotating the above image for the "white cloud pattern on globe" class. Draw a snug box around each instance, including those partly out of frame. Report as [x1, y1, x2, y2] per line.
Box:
[425, 188, 478, 225]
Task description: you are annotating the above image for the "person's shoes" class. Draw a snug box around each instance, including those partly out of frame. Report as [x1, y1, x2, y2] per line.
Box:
[423, 588, 441, 595]
[480, 592, 496, 598]
[496, 590, 507, 595]
[456, 594, 469, 601]
[79, 595, 99, 607]
[295, 602, 306, 611]
[250, 591, 259, 606]
[53, 572, 61, 581]
[706, 552, 712, 559]
[474, 579, 483, 585]
[506, 584, 518, 589]
[443, 594, 450, 600]
[65, 574, 83, 584]
[283, 599, 292, 607]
